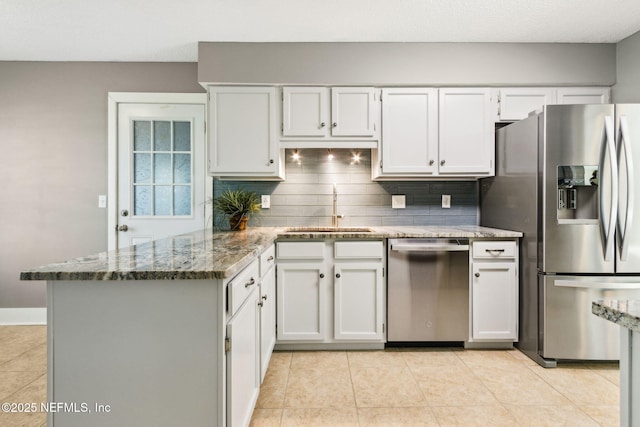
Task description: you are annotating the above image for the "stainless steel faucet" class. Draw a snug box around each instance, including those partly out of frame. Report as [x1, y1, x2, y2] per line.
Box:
[332, 183, 344, 227]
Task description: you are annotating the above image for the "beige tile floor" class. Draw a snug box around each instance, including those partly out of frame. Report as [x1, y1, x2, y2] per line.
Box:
[0, 326, 620, 426]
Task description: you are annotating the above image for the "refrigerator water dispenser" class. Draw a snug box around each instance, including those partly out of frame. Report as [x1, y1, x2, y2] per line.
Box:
[557, 165, 599, 221]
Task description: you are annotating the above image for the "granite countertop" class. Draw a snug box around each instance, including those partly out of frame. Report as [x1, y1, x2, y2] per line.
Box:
[592, 300, 640, 333]
[21, 225, 522, 282]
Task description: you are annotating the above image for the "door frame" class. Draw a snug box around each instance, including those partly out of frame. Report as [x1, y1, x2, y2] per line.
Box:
[107, 92, 211, 250]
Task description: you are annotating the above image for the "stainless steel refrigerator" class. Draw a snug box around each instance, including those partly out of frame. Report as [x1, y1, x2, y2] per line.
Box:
[481, 104, 640, 367]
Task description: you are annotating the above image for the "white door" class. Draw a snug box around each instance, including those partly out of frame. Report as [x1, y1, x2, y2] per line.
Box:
[333, 262, 384, 341]
[282, 87, 329, 136]
[471, 262, 518, 340]
[556, 87, 611, 104]
[331, 87, 376, 136]
[114, 98, 207, 249]
[438, 88, 493, 175]
[498, 88, 556, 121]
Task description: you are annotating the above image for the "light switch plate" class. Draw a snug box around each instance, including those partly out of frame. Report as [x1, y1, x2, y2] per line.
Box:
[261, 195, 271, 209]
[442, 194, 451, 209]
[98, 195, 107, 208]
[392, 195, 406, 209]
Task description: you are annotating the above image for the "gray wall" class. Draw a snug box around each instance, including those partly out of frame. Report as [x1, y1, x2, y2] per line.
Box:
[213, 149, 478, 229]
[0, 62, 203, 308]
[613, 31, 640, 102]
[198, 42, 616, 86]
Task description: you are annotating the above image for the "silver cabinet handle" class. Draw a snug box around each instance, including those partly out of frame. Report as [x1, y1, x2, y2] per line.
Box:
[485, 249, 505, 254]
[267, 255, 274, 261]
[118, 225, 128, 232]
[262, 295, 267, 301]
[245, 278, 256, 288]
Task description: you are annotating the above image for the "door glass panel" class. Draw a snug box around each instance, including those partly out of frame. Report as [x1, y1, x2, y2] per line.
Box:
[153, 121, 171, 151]
[174, 186, 191, 215]
[174, 154, 191, 184]
[133, 121, 151, 151]
[154, 153, 171, 184]
[174, 121, 191, 151]
[134, 186, 151, 216]
[154, 186, 171, 215]
[134, 154, 151, 183]
[132, 119, 193, 217]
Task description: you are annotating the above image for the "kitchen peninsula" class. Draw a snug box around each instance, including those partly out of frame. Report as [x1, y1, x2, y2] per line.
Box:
[21, 225, 521, 427]
[592, 300, 640, 427]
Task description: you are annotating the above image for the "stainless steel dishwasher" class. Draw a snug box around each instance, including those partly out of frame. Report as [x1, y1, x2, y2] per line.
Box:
[387, 238, 469, 344]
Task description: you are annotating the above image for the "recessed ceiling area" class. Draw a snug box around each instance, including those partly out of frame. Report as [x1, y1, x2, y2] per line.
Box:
[1, 0, 640, 62]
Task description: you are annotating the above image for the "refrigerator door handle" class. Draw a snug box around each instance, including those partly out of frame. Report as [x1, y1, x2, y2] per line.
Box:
[618, 115, 634, 261]
[601, 116, 618, 261]
[555, 279, 640, 290]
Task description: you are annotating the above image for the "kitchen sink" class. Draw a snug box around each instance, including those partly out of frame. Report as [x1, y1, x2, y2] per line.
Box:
[284, 227, 373, 233]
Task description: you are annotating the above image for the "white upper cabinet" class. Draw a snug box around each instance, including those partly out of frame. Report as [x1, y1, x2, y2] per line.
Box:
[496, 88, 556, 122]
[556, 87, 611, 105]
[376, 88, 493, 179]
[496, 87, 611, 121]
[331, 87, 376, 137]
[439, 88, 494, 176]
[379, 88, 438, 175]
[208, 86, 284, 180]
[282, 87, 329, 137]
[280, 86, 378, 146]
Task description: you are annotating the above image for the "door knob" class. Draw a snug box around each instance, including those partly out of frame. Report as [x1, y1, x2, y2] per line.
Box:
[118, 224, 128, 232]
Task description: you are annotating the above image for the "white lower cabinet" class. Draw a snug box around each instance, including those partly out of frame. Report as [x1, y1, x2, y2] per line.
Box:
[276, 240, 385, 347]
[334, 262, 384, 340]
[469, 240, 519, 342]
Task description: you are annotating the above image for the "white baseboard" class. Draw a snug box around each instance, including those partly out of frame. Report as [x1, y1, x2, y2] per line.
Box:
[0, 308, 47, 325]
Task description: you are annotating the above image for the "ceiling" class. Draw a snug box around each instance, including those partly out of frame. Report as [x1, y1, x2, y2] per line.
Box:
[2, 0, 640, 62]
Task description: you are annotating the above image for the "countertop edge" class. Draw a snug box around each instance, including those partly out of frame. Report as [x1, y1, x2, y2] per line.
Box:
[592, 300, 640, 333]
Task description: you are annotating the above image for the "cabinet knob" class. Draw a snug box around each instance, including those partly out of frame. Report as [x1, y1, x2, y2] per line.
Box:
[429, 160, 434, 166]
[332, 122, 337, 127]
[262, 295, 267, 301]
[319, 273, 325, 279]
[245, 278, 256, 288]
[267, 255, 274, 261]
[320, 122, 326, 128]
[336, 273, 341, 278]
[440, 160, 446, 166]
[269, 159, 274, 164]
[475, 272, 480, 278]
[258, 301, 263, 307]
[117, 224, 128, 232]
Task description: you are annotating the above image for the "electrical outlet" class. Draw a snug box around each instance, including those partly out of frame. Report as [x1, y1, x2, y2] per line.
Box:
[442, 194, 451, 209]
[98, 195, 107, 208]
[392, 195, 406, 209]
[261, 195, 271, 209]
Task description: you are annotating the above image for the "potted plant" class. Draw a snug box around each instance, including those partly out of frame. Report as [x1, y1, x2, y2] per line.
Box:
[212, 188, 261, 231]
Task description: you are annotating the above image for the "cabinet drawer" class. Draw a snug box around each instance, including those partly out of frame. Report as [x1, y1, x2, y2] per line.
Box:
[228, 259, 260, 315]
[260, 244, 276, 276]
[473, 241, 516, 259]
[334, 241, 384, 259]
[277, 241, 325, 259]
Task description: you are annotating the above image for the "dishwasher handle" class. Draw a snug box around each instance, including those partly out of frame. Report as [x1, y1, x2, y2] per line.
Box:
[391, 243, 470, 252]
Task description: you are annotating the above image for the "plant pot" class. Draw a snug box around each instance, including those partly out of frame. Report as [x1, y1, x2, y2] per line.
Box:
[229, 214, 249, 231]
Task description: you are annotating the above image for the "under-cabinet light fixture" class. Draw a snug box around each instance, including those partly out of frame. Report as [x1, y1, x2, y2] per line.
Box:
[291, 149, 301, 164]
[327, 149, 334, 160]
[350, 151, 361, 165]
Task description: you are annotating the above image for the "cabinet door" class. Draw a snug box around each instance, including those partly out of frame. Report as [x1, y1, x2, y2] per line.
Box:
[276, 262, 327, 341]
[334, 262, 384, 341]
[226, 286, 260, 427]
[498, 88, 556, 121]
[439, 88, 493, 175]
[471, 262, 517, 340]
[381, 88, 438, 174]
[556, 87, 610, 105]
[282, 87, 329, 136]
[259, 266, 276, 383]
[331, 87, 376, 136]
[209, 86, 278, 175]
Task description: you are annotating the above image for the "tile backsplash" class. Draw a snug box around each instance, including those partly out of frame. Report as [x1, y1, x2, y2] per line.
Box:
[212, 149, 478, 229]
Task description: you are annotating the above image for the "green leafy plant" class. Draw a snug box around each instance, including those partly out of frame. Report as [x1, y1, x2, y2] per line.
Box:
[212, 188, 261, 230]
